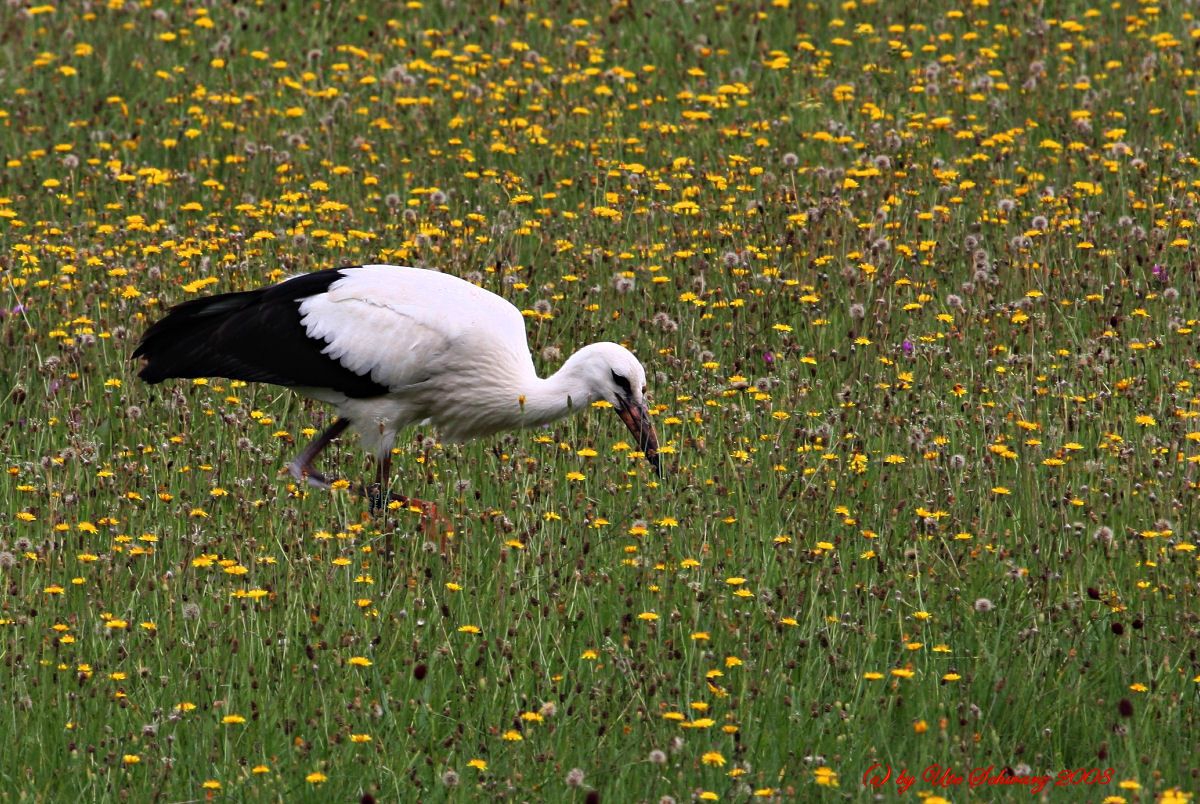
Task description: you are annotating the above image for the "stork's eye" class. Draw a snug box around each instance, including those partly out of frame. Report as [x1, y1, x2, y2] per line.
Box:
[611, 371, 632, 395]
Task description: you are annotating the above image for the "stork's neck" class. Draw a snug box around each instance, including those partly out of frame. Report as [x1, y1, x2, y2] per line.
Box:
[517, 350, 596, 428]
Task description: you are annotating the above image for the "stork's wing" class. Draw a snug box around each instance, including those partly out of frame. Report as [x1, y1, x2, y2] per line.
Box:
[298, 265, 532, 392]
[135, 268, 390, 397]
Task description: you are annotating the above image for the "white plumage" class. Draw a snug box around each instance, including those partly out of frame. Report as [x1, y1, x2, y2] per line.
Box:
[135, 264, 661, 507]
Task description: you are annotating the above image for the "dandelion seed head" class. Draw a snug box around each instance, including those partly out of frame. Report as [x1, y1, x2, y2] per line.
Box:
[652, 312, 677, 332]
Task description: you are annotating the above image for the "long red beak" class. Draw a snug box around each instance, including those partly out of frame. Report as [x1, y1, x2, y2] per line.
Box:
[617, 399, 661, 476]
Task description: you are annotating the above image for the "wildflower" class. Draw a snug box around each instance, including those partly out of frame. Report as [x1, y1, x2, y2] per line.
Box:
[814, 767, 839, 786]
[305, 772, 327, 784]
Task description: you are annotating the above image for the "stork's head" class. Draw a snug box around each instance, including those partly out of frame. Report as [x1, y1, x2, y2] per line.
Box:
[569, 342, 661, 476]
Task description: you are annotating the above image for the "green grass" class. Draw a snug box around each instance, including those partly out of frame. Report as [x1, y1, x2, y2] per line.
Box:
[1, 0, 1198, 801]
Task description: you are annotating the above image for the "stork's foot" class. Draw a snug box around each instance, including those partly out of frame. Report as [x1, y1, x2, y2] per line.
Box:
[287, 461, 332, 489]
[361, 485, 448, 550]
[359, 483, 435, 518]
[286, 418, 349, 490]
[361, 483, 410, 513]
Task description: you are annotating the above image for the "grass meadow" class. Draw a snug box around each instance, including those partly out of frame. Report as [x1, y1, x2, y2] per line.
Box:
[1, 0, 1198, 801]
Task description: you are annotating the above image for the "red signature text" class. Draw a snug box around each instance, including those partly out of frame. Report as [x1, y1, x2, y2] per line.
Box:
[862, 763, 1114, 796]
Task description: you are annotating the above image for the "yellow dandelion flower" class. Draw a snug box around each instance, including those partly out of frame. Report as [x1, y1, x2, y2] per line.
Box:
[814, 767, 839, 787]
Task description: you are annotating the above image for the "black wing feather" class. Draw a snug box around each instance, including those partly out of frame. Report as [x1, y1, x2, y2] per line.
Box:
[133, 267, 389, 398]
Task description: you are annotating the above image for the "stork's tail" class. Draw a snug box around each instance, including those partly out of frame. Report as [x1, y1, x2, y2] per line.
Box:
[133, 289, 267, 383]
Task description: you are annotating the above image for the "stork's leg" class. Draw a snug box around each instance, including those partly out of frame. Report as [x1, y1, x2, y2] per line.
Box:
[365, 449, 446, 551]
[366, 450, 394, 513]
[287, 418, 350, 489]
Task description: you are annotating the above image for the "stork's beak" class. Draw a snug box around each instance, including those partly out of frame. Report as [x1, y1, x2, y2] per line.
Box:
[617, 398, 662, 476]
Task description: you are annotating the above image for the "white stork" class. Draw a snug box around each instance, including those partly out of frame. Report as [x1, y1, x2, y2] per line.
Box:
[133, 264, 661, 510]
